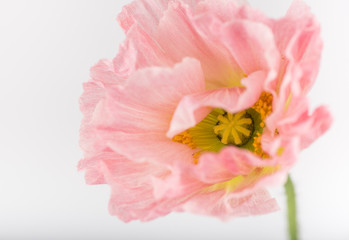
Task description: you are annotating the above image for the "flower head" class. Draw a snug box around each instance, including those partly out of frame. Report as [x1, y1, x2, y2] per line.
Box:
[79, 0, 332, 222]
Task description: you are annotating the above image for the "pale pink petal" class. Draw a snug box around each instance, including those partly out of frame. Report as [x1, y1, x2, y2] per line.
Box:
[101, 154, 197, 222]
[194, 146, 269, 184]
[278, 105, 333, 149]
[90, 59, 123, 85]
[156, 1, 245, 89]
[78, 152, 107, 185]
[195, 0, 265, 24]
[112, 25, 173, 78]
[103, 131, 196, 165]
[117, 0, 205, 34]
[183, 188, 279, 220]
[151, 165, 206, 200]
[80, 60, 125, 156]
[269, 0, 322, 95]
[117, 0, 168, 35]
[221, 19, 280, 75]
[94, 58, 205, 134]
[98, 153, 169, 222]
[79, 82, 106, 155]
[92, 58, 204, 164]
[79, 60, 126, 184]
[167, 71, 265, 138]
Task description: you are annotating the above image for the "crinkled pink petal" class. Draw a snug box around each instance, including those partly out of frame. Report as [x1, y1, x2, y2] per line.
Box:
[79, 60, 124, 184]
[101, 154, 170, 222]
[112, 25, 173, 78]
[167, 70, 265, 138]
[117, 0, 208, 34]
[78, 152, 107, 185]
[194, 147, 272, 184]
[183, 188, 279, 220]
[221, 19, 280, 75]
[155, 1, 245, 89]
[267, 0, 322, 97]
[278, 105, 333, 149]
[90, 59, 124, 85]
[92, 58, 204, 165]
[117, 0, 169, 35]
[79, 82, 105, 156]
[94, 58, 205, 134]
[103, 131, 196, 165]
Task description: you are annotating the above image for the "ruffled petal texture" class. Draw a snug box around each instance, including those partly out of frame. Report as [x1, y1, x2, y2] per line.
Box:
[79, 0, 332, 222]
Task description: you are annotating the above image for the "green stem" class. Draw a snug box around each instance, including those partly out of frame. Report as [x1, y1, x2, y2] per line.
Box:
[285, 175, 298, 240]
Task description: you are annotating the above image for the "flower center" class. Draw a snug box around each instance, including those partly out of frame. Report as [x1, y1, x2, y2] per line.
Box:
[214, 111, 254, 146]
[173, 92, 273, 162]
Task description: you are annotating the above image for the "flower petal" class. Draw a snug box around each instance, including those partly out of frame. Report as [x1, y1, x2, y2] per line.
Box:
[100, 153, 172, 222]
[117, 0, 205, 34]
[79, 82, 106, 156]
[269, 0, 322, 96]
[279, 105, 333, 149]
[156, 1, 245, 89]
[183, 188, 279, 220]
[112, 25, 173, 78]
[95, 57, 205, 134]
[93, 58, 204, 164]
[221, 19, 280, 75]
[117, 0, 168, 35]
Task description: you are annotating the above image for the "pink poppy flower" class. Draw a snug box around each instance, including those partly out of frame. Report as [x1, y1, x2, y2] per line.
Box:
[79, 0, 332, 222]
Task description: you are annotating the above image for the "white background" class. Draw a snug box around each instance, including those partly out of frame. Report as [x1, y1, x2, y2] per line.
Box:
[0, 0, 348, 239]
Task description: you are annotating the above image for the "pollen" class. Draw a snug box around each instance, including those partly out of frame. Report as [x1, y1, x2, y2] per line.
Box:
[172, 130, 196, 149]
[251, 92, 273, 158]
[252, 92, 273, 121]
[252, 132, 270, 158]
[173, 131, 201, 164]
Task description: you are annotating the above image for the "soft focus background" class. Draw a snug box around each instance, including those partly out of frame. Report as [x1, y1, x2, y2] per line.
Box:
[0, 0, 348, 239]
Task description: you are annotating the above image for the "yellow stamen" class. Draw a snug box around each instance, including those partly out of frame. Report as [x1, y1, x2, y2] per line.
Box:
[172, 130, 196, 149]
[251, 92, 273, 157]
[252, 92, 273, 121]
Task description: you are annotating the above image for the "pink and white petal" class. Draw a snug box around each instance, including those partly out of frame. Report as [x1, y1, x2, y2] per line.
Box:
[183, 188, 279, 220]
[156, 1, 244, 89]
[221, 19, 280, 75]
[112, 25, 173, 78]
[79, 81, 106, 155]
[194, 145, 289, 197]
[266, 89, 308, 133]
[100, 154, 165, 222]
[152, 164, 207, 200]
[101, 155, 191, 222]
[80, 59, 125, 155]
[117, 0, 168, 35]
[94, 58, 205, 134]
[195, 0, 265, 24]
[271, 0, 322, 95]
[193, 146, 264, 184]
[167, 70, 265, 138]
[262, 133, 300, 168]
[117, 0, 205, 35]
[103, 131, 196, 165]
[78, 153, 108, 185]
[278, 105, 333, 149]
[90, 59, 124, 85]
